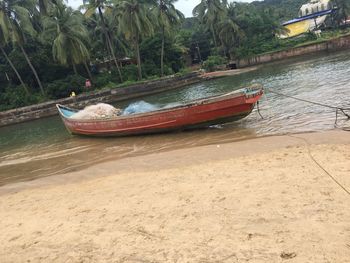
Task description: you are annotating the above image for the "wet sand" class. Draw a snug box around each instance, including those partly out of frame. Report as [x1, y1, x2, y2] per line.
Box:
[0, 130, 349, 262]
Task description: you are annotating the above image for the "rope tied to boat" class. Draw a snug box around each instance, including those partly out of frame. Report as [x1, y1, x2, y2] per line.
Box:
[256, 100, 264, 119]
[288, 135, 350, 197]
[264, 88, 350, 131]
[254, 88, 350, 196]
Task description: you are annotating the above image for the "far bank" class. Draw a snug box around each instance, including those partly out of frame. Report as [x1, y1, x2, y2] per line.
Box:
[235, 33, 350, 68]
[1, 33, 350, 128]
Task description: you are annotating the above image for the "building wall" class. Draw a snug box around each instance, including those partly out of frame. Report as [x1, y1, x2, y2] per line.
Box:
[299, 0, 331, 17]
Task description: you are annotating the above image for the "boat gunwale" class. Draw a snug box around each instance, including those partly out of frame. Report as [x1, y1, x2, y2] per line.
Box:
[57, 85, 263, 123]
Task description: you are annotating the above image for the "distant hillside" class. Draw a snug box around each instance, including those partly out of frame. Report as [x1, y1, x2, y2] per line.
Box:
[252, 0, 309, 21]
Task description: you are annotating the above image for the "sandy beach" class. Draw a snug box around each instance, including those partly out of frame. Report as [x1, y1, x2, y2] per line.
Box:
[0, 130, 349, 262]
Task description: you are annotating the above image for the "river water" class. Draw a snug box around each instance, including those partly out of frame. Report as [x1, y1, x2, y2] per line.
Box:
[0, 51, 349, 186]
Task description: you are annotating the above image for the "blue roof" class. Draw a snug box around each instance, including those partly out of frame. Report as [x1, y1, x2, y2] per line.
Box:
[283, 9, 335, 26]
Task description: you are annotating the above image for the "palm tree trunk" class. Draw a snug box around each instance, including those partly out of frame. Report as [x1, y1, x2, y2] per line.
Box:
[1, 46, 29, 95]
[102, 35, 113, 70]
[98, 7, 123, 83]
[196, 42, 202, 63]
[38, 0, 47, 16]
[72, 63, 78, 75]
[211, 25, 218, 49]
[19, 45, 45, 96]
[84, 61, 93, 84]
[135, 34, 142, 81]
[106, 39, 123, 80]
[161, 26, 165, 77]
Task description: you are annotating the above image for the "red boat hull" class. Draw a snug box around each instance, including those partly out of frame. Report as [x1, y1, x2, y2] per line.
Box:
[57, 85, 263, 137]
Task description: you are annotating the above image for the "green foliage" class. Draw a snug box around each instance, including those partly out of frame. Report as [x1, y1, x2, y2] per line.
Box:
[42, 2, 90, 67]
[0, 0, 349, 112]
[202, 55, 226, 72]
[121, 65, 139, 82]
[332, 0, 350, 25]
[193, 0, 227, 48]
[177, 67, 192, 75]
[142, 61, 161, 77]
[140, 34, 184, 75]
[7, 40, 72, 86]
[252, 0, 309, 21]
[233, 33, 318, 58]
[177, 25, 212, 63]
[115, 0, 155, 80]
[46, 75, 85, 99]
[0, 86, 43, 111]
[93, 71, 114, 88]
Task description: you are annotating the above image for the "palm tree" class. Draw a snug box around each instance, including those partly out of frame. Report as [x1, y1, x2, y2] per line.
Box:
[84, 0, 123, 82]
[218, 17, 244, 59]
[0, 21, 29, 94]
[193, 0, 226, 49]
[154, 0, 184, 76]
[42, 3, 92, 80]
[0, 0, 45, 96]
[38, 0, 59, 15]
[116, 0, 155, 80]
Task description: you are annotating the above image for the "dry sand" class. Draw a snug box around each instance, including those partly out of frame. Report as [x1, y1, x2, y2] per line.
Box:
[0, 131, 349, 263]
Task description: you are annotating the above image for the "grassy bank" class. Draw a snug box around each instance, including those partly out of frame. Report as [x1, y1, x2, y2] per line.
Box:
[0, 68, 193, 112]
[236, 28, 350, 59]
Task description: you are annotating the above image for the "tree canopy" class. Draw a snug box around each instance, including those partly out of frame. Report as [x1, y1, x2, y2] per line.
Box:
[0, 0, 347, 111]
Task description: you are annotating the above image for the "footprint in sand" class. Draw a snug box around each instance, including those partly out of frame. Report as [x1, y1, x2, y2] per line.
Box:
[280, 252, 297, 259]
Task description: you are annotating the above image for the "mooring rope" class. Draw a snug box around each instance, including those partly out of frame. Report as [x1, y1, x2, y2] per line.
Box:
[288, 135, 350, 196]
[256, 100, 264, 119]
[266, 88, 350, 111]
[265, 88, 350, 130]
[254, 88, 350, 195]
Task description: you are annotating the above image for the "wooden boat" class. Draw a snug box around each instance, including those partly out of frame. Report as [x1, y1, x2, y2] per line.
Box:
[57, 84, 263, 137]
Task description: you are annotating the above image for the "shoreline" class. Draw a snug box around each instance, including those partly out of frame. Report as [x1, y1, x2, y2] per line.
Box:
[0, 72, 202, 127]
[1, 130, 349, 262]
[1, 130, 349, 194]
[0, 66, 260, 128]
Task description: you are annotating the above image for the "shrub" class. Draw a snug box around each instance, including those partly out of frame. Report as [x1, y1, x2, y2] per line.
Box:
[46, 74, 85, 99]
[0, 85, 43, 111]
[202, 56, 227, 72]
[94, 72, 115, 89]
[142, 61, 160, 78]
[121, 64, 138, 81]
[163, 65, 174, 76]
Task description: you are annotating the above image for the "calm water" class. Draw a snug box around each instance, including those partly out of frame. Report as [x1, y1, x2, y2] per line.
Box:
[1, 51, 349, 185]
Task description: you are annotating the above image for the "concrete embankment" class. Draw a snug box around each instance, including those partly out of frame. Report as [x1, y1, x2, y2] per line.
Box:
[0, 73, 201, 127]
[237, 34, 350, 68]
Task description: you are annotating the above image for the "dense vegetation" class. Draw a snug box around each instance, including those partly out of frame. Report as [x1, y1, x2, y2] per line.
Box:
[0, 0, 349, 111]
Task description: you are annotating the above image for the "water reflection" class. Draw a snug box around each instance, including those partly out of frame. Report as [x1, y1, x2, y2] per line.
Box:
[0, 51, 349, 185]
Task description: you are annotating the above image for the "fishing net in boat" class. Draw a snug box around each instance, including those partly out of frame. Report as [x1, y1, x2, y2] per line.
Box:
[122, 101, 159, 115]
[71, 103, 122, 119]
[121, 101, 183, 115]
